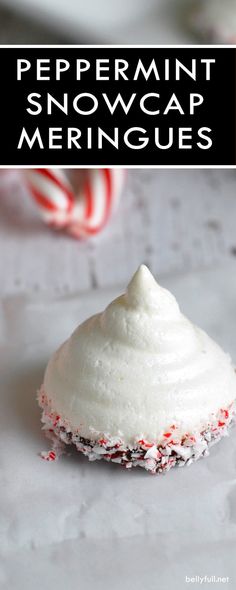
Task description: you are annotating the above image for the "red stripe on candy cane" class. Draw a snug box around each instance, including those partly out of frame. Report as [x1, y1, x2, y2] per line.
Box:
[33, 169, 74, 212]
[29, 185, 61, 212]
[26, 169, 74, 218]
[103, 168, 112, 226]
[68, 170, 112, 237]
[84, 177, 94, 220]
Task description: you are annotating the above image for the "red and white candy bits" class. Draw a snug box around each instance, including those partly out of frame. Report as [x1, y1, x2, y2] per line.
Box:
[25, 168, 125, 238]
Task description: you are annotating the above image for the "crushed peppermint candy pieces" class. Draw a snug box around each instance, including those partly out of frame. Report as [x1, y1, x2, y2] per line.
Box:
[38, 388, 236, 475]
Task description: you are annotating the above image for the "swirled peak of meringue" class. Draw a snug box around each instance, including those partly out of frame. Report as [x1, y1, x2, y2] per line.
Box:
[43, 265, 236, 443]
[125, 264, 180, 315]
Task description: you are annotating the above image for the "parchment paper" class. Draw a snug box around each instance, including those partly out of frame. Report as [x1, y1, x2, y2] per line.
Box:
[1, 265, 236, 590]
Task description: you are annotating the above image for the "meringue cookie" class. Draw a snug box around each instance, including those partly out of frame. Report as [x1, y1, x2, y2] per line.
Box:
[39, 265, 236, 472]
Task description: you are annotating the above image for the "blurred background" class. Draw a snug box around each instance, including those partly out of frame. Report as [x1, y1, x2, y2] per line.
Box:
[0, 0, 234, 44]
[0, 0, 199, 44]
[0, 0, 236, 299]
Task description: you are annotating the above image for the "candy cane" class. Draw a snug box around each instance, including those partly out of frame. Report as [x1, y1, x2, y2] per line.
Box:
[25, 168, 125, 238]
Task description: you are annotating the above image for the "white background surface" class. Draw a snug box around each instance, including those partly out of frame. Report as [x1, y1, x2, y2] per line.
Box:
[1, 265, 236, 590]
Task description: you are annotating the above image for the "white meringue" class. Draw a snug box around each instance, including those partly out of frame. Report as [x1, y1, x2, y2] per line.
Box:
[43, 265, 236, 444]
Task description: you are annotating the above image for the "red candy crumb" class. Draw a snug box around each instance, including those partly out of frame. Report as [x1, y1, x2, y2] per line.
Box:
[138, 439, 153, 447]
[41, 450, 56, 461]
[98, 438, 107, 445]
